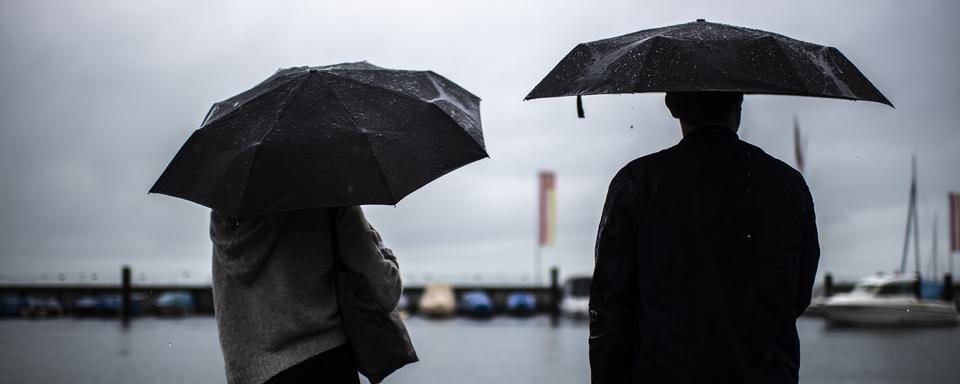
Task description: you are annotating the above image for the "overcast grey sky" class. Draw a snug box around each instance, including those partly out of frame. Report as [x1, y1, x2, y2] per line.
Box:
[1, 0, 958, 284]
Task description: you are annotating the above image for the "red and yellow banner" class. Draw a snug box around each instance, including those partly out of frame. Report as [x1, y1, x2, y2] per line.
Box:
[538, 171, 556, 246]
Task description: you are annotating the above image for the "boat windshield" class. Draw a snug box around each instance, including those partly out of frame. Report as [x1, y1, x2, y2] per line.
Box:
[851, 284, 880, 294]
[877, 282, 915, 296]
[567, 278, 591, 298]
[851, 282, 916, 296]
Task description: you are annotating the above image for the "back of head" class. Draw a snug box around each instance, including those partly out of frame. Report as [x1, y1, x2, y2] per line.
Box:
[665, 92, 743, 126]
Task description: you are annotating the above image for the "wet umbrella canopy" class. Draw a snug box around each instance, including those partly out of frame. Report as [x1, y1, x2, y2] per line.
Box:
[526, 20, 892, 106]
[150, 62, 487, 218]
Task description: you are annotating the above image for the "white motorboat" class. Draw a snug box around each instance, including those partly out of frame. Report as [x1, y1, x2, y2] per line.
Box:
[823, 274, 958, 327]
[560, 276, 591, 319]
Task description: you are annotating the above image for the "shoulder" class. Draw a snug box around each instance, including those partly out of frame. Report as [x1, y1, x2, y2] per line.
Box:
[613, 147, 676, 185]
[741, 141, 811, 196]
[334, 206, 379, 240]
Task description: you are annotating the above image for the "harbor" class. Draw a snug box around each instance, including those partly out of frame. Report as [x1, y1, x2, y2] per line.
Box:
[2, 269, 958, 321]
[2, 0, 960, 383]
[0, 267, 570, 320]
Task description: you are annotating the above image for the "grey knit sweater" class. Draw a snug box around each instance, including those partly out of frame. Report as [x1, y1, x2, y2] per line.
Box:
[210, 207, 401, 384]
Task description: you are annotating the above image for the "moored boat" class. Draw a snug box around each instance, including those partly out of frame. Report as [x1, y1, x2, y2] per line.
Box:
[560, 276, 591, 319]
[823, 275, 958, 327]
[419, 283, 456, 318]
[155, 291, 194, 317]
[505, 292, 537, 316]
[459, 290, 494, 318]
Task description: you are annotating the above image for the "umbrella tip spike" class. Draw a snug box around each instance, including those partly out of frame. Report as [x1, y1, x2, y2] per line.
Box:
[696, 18, 706, 22]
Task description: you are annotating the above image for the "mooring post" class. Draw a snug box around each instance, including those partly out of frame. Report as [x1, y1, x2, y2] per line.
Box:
[943, 273, 954, 302]
[121, 265, 131, 326]
[550, 267, 560, 326]
[914, 272, 922, 299]
[823, 272, 833, 298]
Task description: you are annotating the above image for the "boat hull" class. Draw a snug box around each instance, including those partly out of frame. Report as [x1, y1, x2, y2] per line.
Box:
[825, 301, 958, 327]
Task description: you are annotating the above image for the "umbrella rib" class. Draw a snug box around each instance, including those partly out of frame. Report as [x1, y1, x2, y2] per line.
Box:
[631, 35, 663, 94]
[321, 74, 398, 202]
[235, 73, 310, 215]
[332, 74, 426, 104]
[426, 102, 486, 153]
[256, 73, 310, 145]
[420, 70, 482, 101]
[201, 73, 303, 128]
[327, 71, 461, 105]
[328, 71, 480, 125]
[770, 38, 812, 96]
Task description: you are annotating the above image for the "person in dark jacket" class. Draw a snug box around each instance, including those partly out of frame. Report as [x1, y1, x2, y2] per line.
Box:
[589, 92, 820, 384]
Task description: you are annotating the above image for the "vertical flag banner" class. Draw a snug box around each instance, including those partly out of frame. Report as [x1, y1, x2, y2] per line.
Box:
[538, 171, 556, 246]
[950, 191, 960, 253]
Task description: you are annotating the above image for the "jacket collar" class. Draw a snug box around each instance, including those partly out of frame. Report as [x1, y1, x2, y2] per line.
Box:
[679, 125, 739, 145]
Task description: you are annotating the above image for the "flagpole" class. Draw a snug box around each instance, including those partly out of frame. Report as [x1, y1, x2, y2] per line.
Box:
[933, 214, 938, 278]
[535, 243, 542, 286]
[536, 174, 542, 286]
[536, 172, 542, 286]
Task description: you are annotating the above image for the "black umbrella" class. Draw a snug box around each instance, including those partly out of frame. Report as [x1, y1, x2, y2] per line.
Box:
[150, 62, 487, 218]
[526, 19, 892, 107]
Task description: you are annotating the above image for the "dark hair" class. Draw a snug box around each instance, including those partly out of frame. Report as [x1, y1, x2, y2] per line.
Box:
[665, 92, 743, 124]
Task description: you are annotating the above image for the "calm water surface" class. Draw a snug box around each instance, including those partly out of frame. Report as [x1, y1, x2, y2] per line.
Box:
[1, 316, 957, 383]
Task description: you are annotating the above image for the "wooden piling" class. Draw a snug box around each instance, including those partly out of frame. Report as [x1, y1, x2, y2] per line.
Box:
[944, 273, 955, 302]
[550, 267, 559, 325]
[824, 273, 834, 297]
[121, 266, 131, 326]
[914, 272, 922, 299]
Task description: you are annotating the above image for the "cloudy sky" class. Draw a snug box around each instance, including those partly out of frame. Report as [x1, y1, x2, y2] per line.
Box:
[1, 0, 958, 285]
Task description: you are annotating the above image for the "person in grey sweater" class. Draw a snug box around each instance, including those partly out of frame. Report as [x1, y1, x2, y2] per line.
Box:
[210, 206, 402, 384]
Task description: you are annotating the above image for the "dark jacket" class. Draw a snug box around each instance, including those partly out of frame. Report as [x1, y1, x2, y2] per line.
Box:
[589, 126, 819, 384]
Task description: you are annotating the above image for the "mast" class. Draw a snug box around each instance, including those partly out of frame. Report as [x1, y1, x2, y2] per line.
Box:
[946, 193, 958, 302]
[900, 155, 917, 274]
[913, 157, 922, 278]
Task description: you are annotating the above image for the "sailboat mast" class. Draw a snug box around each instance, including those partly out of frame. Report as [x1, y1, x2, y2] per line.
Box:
[900, 156, 917, 274]
[913, 157, 922, 278]
[951, 192, 959, 276]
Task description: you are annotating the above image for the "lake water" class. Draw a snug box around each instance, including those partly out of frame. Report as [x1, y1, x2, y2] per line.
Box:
[0, 316, 957, 383]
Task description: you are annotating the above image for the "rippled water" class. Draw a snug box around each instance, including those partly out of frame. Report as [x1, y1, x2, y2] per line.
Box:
[0, 316, 957, 383]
